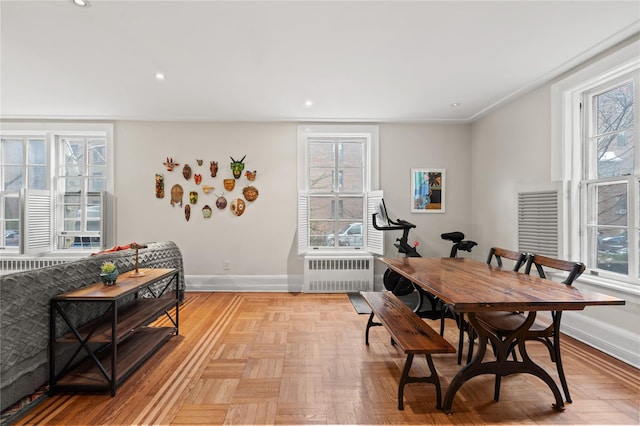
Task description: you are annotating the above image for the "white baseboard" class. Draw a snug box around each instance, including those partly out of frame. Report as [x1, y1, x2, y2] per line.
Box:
[185, 274, 303, 292]
[562, 311, 640, 368]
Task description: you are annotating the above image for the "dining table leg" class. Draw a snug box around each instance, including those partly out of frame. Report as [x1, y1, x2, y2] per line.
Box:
[442, 311, 565, 414]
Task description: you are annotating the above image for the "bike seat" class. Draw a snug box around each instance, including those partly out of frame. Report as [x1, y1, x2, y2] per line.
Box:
[457, 240, 478, 252]
[441, 231, 465, 243]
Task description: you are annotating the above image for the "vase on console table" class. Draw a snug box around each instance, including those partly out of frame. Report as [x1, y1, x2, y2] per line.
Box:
[100, 262, 119, 286]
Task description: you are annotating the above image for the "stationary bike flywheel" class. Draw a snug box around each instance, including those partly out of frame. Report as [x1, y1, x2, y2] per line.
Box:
[383, 269, 415, 296]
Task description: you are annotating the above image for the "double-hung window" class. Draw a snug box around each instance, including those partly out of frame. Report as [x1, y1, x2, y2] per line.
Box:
[56, 135, 108, 249]
[0, 136, 47, 248]
[297, 125, 382, 254]
[0, 123, 113, 255]
[554, 41, 639, 288]
[583, 75, 639, 281]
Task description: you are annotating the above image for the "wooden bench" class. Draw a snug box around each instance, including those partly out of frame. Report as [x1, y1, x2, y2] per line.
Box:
[360, 291, 456, 410]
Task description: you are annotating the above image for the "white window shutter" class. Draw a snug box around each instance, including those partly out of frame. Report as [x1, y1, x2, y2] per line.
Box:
[518, 190, 559, 257]
[21, 189, 52, 254]
[297, 191, 309, 255]
[366, 190, 384, 255]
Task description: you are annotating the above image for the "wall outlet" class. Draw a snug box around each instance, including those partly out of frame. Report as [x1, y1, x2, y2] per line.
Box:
[223, 260, 231, 270]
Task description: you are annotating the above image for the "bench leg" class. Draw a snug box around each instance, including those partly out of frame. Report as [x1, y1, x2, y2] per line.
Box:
[365, 312, 382, 346]
[426, 354, 443, 410]
[398, 353, 442, 411]
[398, 354, 414, 410]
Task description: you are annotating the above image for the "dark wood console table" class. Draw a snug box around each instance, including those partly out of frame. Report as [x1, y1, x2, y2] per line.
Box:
[49, 268, 179, 396]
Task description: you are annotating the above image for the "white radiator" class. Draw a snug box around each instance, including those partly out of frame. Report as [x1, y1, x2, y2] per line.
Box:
[0, 257, 72, 275]
[303, 255, 374, 293]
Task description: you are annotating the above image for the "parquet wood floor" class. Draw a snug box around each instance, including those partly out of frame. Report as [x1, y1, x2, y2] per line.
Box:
[12, 292, 640, 425]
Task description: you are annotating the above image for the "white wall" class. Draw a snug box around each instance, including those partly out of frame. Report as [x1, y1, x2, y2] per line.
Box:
[470, 85, 552, 253]
[114, 121, 301, 288]
[379, 123, 473, 262]
[113, 121, 473, 290]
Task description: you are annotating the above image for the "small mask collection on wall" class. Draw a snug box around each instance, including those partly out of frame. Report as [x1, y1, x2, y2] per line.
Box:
[155, 155, 259, 221]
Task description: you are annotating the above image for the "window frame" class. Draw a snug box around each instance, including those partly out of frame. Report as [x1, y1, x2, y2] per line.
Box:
[0, 123, 114, 256]
[551, 39, 640, 292]
[0, 134, 49, 250]
[297, 124, 382, 255]
[56, 134, 108, 250]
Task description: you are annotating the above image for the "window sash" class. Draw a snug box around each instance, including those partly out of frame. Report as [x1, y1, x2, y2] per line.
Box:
[308, 137, 365, 194]
[55, 136, 107, 250]
[581, 72, 639, 283]
[0, 136, 49, 249]
[309, 194, 365, 248]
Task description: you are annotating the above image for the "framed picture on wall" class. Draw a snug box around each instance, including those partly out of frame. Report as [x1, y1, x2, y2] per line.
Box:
[411, 168, 445, 213]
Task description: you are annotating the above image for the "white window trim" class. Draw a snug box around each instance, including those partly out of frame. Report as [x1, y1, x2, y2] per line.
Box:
[297, 124, 381, 255]
[551, 39, 640, 296]
[0, 122, 115, 256]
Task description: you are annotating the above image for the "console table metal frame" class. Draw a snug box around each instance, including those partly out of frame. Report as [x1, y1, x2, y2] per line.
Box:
[49, 268, 179, 396]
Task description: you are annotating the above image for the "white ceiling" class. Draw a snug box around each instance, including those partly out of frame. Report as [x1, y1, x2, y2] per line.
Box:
[1, 0, 639, 123]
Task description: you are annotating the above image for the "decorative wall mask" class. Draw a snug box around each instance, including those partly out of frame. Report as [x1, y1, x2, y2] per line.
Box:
[155, 174, 164, 198]
[163, 157, 179, 171]
[215, 194, 227, 209]
[170, 184, 184, 206]
[230, 155, 246, 179]
[223, 179, 235, 191]
[230, 198, 246, 216]
[182, 164, 192, 180]
[159, 153, 260, 220]
[243, 185, 259, 202]
[189, 191, 198, 204]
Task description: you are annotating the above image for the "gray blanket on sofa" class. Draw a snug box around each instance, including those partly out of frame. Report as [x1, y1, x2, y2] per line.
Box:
[0, 240, 184, 412]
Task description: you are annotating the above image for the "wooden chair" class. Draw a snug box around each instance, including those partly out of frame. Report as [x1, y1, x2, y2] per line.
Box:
[487, 247, 528, 271]
[478, 254, 585, 402]
[463, 248, 528, 364]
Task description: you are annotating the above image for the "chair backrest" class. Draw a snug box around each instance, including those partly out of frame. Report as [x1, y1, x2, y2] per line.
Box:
[524, 254, 586, 285]
[486, 247, 528, 272]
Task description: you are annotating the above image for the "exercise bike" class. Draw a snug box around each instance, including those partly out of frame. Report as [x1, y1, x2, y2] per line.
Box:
[372, 199, 477, 320]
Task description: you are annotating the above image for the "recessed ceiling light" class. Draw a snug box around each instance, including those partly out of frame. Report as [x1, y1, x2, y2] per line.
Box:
[155, 72, 165, 81]
[72, 0, 90, 7]
[304, 99, 313, 107]
[450, 102, 461, 108]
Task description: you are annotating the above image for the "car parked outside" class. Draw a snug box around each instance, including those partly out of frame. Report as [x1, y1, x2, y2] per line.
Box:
[600, 234, 628, 254]
[4, 230, 19, 246]
[326, 222, 363, 247]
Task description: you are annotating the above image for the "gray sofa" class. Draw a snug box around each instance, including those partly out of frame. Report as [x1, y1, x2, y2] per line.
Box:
[0, 241, 184, 412]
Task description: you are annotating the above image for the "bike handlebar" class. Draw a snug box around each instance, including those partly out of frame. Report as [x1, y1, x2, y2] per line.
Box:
[372, 213, 416, 231]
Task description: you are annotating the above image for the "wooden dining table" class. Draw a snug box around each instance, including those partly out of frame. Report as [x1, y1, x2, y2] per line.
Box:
[379, 257, 626, 414]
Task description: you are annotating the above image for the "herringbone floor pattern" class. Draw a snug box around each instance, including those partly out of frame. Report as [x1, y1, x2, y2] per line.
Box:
[11, 292, 640, 425]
